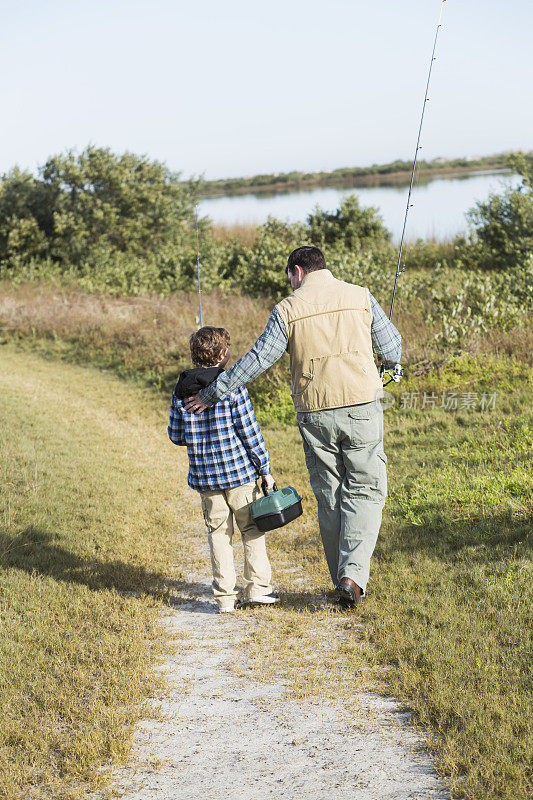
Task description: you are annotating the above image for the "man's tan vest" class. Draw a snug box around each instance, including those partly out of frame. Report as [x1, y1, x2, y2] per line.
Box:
[275, 269, 382, 412]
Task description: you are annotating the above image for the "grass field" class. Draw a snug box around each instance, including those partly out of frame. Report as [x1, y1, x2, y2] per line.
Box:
[1, 286, 532, 800]
[255, 354, 532, 800]
[0, 347, 199, 800]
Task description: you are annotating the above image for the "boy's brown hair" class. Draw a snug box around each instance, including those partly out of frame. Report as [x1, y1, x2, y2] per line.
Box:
[189, 326, 230, 367]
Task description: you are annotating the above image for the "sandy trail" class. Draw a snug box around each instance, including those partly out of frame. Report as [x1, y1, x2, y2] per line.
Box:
[96, 509, 449, 800]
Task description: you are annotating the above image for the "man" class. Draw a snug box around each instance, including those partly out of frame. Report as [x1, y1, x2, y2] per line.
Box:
[184, 246, 401, 607]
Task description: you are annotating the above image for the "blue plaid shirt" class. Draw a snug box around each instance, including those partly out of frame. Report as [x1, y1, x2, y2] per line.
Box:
[199, 290, 402, 407]
[168, 385, 270, 491]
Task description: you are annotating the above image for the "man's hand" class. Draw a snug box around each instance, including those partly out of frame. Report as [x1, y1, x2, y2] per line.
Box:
[262, 473, 276, 493]
[184, 394, 208, 414]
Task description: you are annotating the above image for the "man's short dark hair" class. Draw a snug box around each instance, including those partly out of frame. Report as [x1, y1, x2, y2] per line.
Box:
[286, 246, 327, 275]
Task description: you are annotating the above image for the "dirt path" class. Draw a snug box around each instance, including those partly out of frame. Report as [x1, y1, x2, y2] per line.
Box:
[96, 485, 449, 800]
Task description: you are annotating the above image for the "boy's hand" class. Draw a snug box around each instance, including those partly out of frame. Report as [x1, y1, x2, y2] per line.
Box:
[262, 474, 276, 493]
[184, 394, 208, 414]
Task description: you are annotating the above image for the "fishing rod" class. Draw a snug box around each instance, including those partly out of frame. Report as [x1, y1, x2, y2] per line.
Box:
[195, 204, 203, 327]
[380, 0, 447, 387]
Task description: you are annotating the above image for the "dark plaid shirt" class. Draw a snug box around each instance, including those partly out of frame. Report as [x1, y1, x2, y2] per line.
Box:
[168, 385, 270, 491]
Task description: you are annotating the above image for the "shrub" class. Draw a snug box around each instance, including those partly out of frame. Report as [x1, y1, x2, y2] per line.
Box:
[467, 152, 533, 272]
[307, 194, 391, 252]
[227, 218, 306, 301]
[418, 262, 532, 345]
[0, 146, 202, 271]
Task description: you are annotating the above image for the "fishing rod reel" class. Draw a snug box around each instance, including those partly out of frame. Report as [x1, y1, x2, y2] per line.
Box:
[380, 363, 404, 387]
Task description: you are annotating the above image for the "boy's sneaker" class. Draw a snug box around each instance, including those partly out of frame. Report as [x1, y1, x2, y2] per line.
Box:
[217, 603, 236, 614]
[247, 591, 280, 606]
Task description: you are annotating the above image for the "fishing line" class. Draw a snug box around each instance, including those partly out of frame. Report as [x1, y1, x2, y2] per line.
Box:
[381, 0, 447, 385]
[195, 204, 203, 327]
[396, 137, 424, 332]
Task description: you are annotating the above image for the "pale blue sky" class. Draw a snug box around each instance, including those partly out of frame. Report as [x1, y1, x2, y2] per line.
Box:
[1, 0, 531, 180]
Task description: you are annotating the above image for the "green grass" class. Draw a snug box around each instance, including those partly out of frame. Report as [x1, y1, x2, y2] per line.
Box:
[1, 289, 531, 800]
[253, 357, 532, 800]
[367, 396, 532, 797]
[0, 347, 194, 800]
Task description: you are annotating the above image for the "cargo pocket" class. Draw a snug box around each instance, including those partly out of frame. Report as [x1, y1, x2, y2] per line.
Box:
[376, 450, 388, 499]
[200, 495, 213, 532]
[348, 407, 381, 447]
[297, 425, 317, 469]
[302, 436, 316, 468]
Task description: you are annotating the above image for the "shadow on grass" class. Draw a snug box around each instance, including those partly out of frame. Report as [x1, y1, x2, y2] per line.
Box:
[0, 527, 213, 610]
[275, 587, 337, 612]
[0, 527, 350, 616]
[381, 507, 531, 558]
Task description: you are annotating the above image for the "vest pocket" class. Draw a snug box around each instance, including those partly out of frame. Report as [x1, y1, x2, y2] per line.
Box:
[291, 367, 314, 397]
[310, 349, 368, 392]
[292, 349, 377, 403]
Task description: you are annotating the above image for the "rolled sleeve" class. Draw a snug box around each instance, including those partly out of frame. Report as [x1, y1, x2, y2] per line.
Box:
[369, 292, 402, 366]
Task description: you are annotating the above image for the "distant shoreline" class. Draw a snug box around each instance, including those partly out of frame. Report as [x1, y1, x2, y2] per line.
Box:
[200, 154, 517, 197]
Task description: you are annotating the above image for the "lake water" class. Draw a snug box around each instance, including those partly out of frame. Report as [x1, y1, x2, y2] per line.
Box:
[201, 170, 520, 242]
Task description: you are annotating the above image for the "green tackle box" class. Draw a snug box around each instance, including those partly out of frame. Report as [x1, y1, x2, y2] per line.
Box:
[251, 484, 303, 532]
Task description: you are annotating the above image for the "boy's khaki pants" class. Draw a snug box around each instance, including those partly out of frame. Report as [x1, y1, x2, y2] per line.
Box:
[199, 481, 273, 609]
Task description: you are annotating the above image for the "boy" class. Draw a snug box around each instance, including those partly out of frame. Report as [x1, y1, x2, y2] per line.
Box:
[168, 326, 279, 613]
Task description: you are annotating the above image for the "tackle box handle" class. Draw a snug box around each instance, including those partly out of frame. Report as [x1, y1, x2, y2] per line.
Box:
[261, 479, 278, 496]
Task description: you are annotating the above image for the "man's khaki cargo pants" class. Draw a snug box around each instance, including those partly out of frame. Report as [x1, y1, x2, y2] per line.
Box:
[297, 401, 387, 596]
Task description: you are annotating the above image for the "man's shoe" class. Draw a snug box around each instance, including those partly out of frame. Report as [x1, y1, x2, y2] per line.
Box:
[335, 577, 362, 607]
[246, 591, 280, 606]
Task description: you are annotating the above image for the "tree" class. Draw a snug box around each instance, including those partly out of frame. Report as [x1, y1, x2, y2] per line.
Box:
[0, 146, 202, 269]
[0, 168, 53, 262]
[41, 146, 201, 265]
[467, 152, 533, 272]
[306, 194, 391, 253]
